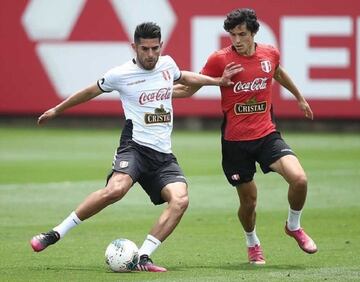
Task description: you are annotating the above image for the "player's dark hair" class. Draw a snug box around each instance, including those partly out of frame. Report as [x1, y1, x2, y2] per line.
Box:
[134, 22, 161, 43]
[223, 8, 260, 33]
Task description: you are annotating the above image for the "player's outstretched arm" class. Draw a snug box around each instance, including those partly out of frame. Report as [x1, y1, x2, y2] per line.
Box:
[178, 62, 242, 87]
[172, 84, 200, 99]
[37, 84, 103, 125]
[274, 65, 314, 120]
[173, 62, 243, 99]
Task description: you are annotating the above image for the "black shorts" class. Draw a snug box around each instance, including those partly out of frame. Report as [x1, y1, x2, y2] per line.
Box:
[106, 140, 187, 205]
[222, 131, 295, 186]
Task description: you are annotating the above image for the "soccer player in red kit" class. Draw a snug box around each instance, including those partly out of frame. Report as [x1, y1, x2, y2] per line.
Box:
[173, 8, 317, 265]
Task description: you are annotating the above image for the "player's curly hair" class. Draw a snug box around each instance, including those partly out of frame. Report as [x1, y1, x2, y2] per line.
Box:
[134, 22, 161, 43]
[223, 8, 260, 33]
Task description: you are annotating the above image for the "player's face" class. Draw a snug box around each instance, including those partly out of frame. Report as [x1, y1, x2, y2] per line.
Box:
[229, 24, 255, 56]
[132, 38, 163, 70]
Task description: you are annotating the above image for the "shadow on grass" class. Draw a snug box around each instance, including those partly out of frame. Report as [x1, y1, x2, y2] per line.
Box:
[29, 265, 162, 275]
[28, 265, 105, 273]
[170, 262, 307, 272]
[27, 262, 306, 274]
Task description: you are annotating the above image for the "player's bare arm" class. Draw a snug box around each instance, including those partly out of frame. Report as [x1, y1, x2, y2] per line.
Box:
[178, 62, 242, 87]
[173, 62, 243, 98]
[173, 84, 200, 98]
[274, 65, 314, 120]
[37, 84, 103, 125]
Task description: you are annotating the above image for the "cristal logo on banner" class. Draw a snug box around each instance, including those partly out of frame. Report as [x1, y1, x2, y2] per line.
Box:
[21, 0, 177, 100]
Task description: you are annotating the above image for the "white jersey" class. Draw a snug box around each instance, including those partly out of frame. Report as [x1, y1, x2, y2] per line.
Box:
[97, 55, 181, 153]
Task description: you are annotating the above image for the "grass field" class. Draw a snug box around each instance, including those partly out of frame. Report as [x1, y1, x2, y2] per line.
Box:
[1, 127, 360, 281]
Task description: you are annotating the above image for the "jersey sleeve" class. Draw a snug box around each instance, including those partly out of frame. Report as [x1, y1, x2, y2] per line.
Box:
[200, 52, 224, 77]
[165, 55, 182, 82]
[97, 68, 117, 92]
[271, 45, 280, 68]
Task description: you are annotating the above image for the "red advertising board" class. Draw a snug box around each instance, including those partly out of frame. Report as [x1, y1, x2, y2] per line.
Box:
[1, 0, 360, 118]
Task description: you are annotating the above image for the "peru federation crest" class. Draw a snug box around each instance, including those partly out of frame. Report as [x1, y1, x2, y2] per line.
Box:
[260, 60, 271, 73]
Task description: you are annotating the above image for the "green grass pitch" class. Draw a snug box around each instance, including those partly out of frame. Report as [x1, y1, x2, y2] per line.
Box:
[1, 127, 360, 281]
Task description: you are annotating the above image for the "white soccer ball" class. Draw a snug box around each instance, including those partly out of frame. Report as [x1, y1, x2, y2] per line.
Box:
[105, 238, 139, 272]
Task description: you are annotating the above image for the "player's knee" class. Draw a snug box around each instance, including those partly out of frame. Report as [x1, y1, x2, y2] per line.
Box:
[103, 183, 130, 203]
[171, 195, 189, 214]
[237, 180, 257, 211]
[101, 187, 125, 203]
[292, 173, 308, 190]
[242, 195, 257, 211]
[238, 191, 257, 211]
[177, 195, 189, 213]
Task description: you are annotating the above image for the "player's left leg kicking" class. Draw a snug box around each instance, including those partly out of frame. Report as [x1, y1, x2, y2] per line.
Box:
[270, 155, 317, 254]
[30, 178, 189, 272]
[30, 172, 134, 252]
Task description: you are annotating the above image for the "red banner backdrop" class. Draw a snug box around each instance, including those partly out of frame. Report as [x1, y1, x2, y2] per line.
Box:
[1, 0, 360, 118]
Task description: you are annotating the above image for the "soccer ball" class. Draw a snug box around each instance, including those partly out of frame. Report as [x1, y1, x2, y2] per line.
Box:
[105, 238, 139, 272]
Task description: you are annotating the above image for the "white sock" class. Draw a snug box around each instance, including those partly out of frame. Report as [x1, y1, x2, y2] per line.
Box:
[53, 211, 82, 238]
[245, 227, 260, 247]
[287, 207, 302, 231]
[138, 234, 161, 257]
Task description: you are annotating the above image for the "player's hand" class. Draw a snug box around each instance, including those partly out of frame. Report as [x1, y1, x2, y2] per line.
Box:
[37, 108, 58, 125]
[298, 100, 314, 120]
[219, 62, 244, 87]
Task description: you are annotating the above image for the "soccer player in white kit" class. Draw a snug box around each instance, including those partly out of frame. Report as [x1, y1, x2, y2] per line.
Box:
[30, 22, 241, 272]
